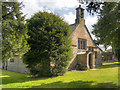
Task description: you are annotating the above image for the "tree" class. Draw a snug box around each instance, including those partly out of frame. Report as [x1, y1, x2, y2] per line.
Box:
[0, 2, 2, 64]
[86, 2, 103, 15]
[86, 2, 120, 59]
[23, 11, 73, 77]
[2, 2, 29, 69]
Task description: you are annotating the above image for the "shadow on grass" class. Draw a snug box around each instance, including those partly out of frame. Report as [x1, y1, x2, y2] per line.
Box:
[98, 63, 119, 69]
[1, 62, 119, 87]
[29, 80, 118, 88]
[1, 70, 50, 85]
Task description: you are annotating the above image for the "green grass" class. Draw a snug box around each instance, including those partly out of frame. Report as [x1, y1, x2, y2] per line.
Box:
[0, 62, 119, 88]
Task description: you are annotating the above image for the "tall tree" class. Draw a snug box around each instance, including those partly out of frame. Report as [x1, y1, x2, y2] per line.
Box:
[23, 11, 72, 77]
[2, 2, 29, 69]
[90, 2, 120, 59]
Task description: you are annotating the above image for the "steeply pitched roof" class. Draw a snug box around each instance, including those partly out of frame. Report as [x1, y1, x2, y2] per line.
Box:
[84, 25, 103, 52]
[70, 23, 79, 32]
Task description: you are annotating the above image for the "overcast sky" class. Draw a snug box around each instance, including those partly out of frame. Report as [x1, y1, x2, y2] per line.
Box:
[18, 0, 108, 50]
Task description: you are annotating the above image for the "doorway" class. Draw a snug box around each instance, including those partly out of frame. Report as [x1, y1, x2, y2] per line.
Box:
[89, 54, 92, 69]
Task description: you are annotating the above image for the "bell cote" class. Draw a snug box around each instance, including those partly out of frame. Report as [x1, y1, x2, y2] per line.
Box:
[75, 5, 84, 24]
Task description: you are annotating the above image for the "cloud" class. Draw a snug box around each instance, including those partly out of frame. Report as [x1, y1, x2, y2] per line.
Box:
[85, 16, 98, 39]
[19, 0, 56, 19]
[36, 0, 79, 10]
[19, 0, 79, 18]
[85, 16, 98, 31]
[63, 12, 76, 24]
[18, 0, 106, 51]
[19, 0, 44, 19]
[19, 0, 98, 40]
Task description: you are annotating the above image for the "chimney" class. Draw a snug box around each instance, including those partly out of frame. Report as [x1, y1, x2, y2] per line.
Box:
[75, 5, 84, 24]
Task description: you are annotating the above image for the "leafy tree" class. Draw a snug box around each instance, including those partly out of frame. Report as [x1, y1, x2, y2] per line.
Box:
[0, 2, 2, 63]
[86, 2, 103, 15]
[102, 52, 114, 57]
[23, 12, 72, 77]
[86, 2, 120, 59]
[2, 2, 29, 69]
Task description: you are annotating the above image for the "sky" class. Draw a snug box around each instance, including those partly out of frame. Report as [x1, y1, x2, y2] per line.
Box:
[19, 0, 98, 30]
[18, 0, 108, 50]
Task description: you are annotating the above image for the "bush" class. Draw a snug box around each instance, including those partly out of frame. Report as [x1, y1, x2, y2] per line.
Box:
[76, 64, 87, 71]
[23, 11, 73, 77]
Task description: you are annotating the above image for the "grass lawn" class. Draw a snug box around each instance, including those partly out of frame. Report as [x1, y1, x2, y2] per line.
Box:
[0, 61, 119, 88]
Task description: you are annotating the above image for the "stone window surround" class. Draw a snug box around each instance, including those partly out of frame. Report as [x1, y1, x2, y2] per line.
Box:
[87, 52, 96, 69]
[78, 38, 87, 50]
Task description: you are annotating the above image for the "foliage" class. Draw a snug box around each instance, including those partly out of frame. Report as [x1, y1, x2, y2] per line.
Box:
[91, 2, 120, 58]
[2, 2, 29, 63]
[23, 11, 73, 77]
[93, 39, 101, 45]
[86, 2, 103, 15]
[102, 52, 114, 57]
[1, 62, 119, 88]
[86, 2, 120, 59]
[75, 64, 87, 71]
[115, 49, 120, 60]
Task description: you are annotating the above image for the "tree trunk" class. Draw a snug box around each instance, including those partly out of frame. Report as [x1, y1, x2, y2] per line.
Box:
[37, 58, 51, 77]
[5, 60, 8, 70]
[42, 58, 51, 76]
[2, 62, 5, 69]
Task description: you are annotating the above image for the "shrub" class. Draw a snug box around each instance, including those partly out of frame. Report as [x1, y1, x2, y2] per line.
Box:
[76, 64, 87, 71]
[23, 12, 73, 77]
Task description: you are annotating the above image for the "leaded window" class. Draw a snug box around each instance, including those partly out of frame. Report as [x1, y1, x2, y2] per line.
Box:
[78, 39, 86, 49]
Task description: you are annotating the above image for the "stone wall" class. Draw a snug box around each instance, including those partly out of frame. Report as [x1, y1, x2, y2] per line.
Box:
[95, 50, 102, 67]
[70, 19, 96, 49]
[7, 56, 28, 73]
[77, 54, 87, 66]
[68, 46, 78, 70]
[69, 18, 102, 70]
